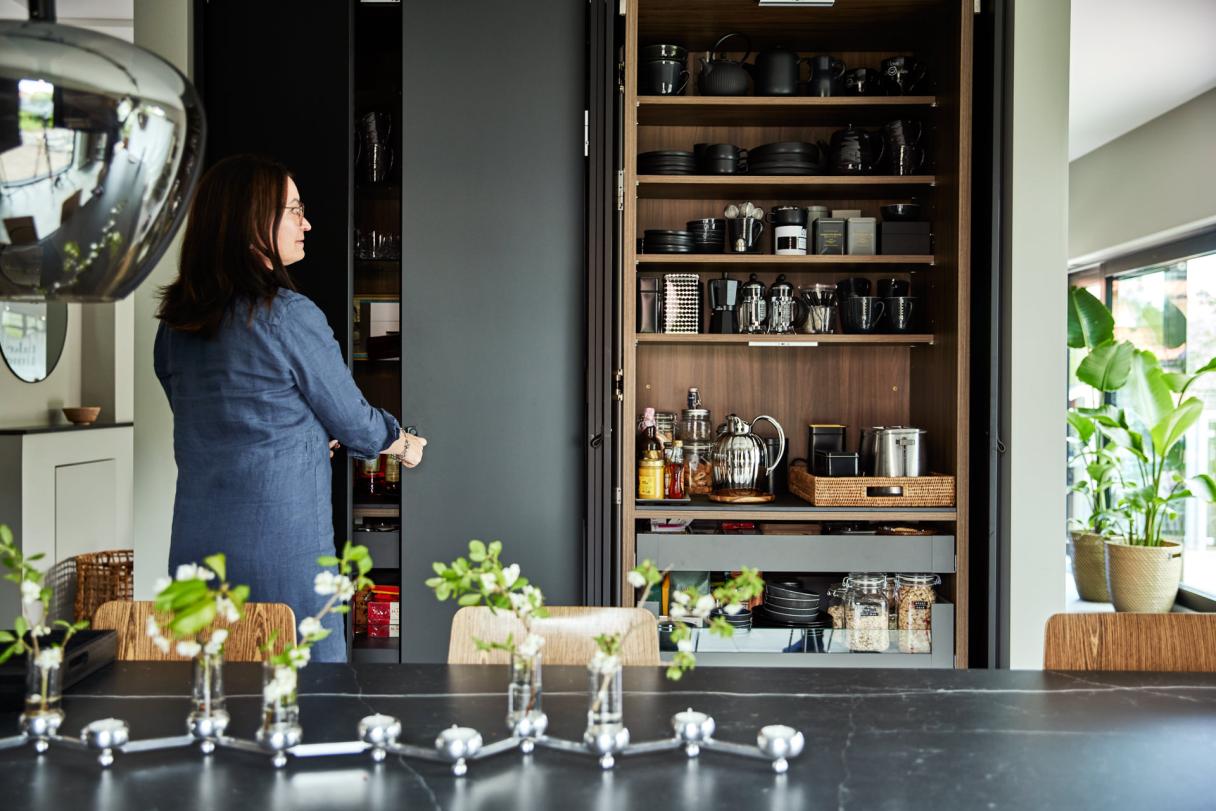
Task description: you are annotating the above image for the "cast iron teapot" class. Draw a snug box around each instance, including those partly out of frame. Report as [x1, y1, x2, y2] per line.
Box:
[699, 33, 752, 96]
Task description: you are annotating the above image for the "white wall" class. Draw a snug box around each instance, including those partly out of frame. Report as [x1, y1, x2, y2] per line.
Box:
[131, 0, 190, 598]
[1003, 0, 1071, 668]
[1070, 88, 1216, 264]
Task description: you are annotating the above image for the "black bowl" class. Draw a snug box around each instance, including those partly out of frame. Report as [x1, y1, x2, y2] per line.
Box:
[881, 203, 922, 221]
[764, 593, 820, 611]
[765, 583, 819, 601]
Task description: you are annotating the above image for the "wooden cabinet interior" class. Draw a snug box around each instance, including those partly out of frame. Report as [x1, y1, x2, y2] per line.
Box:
[621, 0, 971, 666]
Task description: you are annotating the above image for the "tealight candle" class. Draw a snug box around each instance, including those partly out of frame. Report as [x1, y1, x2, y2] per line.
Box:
[82, 718, 129, 768]
[435, 725, 482, 775]
[672, 708, 715, 757]
[358, 714, 402, 762]
[756, 724, 804, 774]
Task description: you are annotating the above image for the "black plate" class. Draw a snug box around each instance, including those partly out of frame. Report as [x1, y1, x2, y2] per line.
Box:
[641, 245, 693, 253]
[640, 150, 696, 158]
[750, 141, 820, 156]
[766, 583, 820, 600]
[765, 594, 821, 611]
[757, 605, 826, 628]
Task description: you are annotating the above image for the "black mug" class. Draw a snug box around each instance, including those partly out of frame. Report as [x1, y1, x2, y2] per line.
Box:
[890, 144, 926, 175]
[880, 56, 928, 95]
[876, 278, 911, 298]
[640, 59, 689, 95]
[835, 277, 871, 302]
[843, 67, 882, 96]
[885, 296, 916, 333]
[844, 296, 885, 333]
[726, 218, 765, 253]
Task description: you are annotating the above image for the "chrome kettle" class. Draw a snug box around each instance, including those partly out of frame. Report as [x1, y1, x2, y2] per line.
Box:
[712, 414, 786, 493]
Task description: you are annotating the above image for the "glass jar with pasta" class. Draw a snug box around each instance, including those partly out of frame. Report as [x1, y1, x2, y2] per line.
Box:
[896, 573, 939, 653]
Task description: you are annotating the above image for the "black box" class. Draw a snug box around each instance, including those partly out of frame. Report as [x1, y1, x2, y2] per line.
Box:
[807, 424, 846, 454]
[813, 218, 846, 255]
[638, 277, 661, 332]
[814, 450, 859, 477]
[880, 221, 932, 255]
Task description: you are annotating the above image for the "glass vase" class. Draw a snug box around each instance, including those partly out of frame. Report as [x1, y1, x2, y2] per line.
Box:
[188, 652, 229, 748]
[256, 663, 302, 766]
[506, 651, 543, 729]
[585, 656, 624, 736]
[20, 651, 65, 749]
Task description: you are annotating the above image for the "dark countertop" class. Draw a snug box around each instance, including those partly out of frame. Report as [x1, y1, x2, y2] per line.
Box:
[2, 663, 1215, 809]
[0, 420, 133, 435]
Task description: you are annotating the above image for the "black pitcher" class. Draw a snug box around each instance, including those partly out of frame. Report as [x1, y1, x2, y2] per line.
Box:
[829, 124, 885, 175]
[747, 45, 801, 96]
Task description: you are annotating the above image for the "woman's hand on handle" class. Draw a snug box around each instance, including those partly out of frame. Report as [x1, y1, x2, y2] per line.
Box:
[386, 430, 427, 468]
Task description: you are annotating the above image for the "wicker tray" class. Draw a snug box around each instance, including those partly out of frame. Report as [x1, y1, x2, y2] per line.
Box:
[74, 549, 134, 623]
[789, 462, 955, 508]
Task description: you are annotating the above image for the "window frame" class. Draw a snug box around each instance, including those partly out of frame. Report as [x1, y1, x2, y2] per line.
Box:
[1067, 227, 1216, 608]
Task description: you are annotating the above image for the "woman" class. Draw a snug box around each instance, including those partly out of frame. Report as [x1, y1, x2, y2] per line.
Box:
[154, 154, 423, 662]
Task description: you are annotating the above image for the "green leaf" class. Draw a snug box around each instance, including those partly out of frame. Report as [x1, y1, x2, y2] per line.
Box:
[1125, 349, 1174, 429]
[317, 555, 340, 567]
[357, 556, 372, 575]
[0, 525, 12, 545]
[27, 553, 45, 562]
[230, 584, 250, 609]
[1188, 474, 1216, 502]
[432, 562, 447, 575]
[1066, 411, 1095, 444]
[332, 604, 350, 614]
[1150, 397, 1202, 457]
[488, 541, 503, 556]
[1068, 286, 1114, 349]
[1077, 341, 1134, 392]
[203, 553, 226, 582]
[0, 631, 14, 643]
[458, 593, 482, 606]
[14, 616, 28, 637]
[170, 599, 217, 636]
[1162, 372, 1190, 393]
[436, 583, 452, 600]
[468, 540, 487, 562]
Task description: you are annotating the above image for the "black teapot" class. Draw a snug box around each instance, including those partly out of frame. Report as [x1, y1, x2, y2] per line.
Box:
[746, 45, 801, 96]
[830, 124, 885, 175]
[698, 33, 751, 96]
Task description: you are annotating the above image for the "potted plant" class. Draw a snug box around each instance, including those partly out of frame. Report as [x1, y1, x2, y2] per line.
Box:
[1069, 286, 1216, 611]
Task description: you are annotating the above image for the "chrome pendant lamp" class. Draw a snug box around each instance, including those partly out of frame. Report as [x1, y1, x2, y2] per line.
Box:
[0, 0, 206, 301]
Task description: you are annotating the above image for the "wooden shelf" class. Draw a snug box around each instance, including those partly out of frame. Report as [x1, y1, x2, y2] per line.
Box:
[636, 95, 937, 126]
[637, 254, 933, 269]
[635, 333, 933, 345]
[634, 494, 956, 522]
[636, 175, 935, 199]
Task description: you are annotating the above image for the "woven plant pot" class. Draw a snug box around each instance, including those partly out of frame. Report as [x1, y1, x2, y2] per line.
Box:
[1069, 531, 1111, 602]
[1105, 540, 1182, 613]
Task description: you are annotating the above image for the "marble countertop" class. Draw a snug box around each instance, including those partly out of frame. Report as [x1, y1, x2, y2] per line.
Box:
[2, 663, 1214, 810]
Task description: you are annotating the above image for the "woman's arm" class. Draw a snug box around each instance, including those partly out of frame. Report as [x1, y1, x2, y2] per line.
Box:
[276, 294, 403, 458]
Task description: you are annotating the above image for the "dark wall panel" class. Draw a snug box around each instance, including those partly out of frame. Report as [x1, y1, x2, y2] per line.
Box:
[401, 0, 585, 661]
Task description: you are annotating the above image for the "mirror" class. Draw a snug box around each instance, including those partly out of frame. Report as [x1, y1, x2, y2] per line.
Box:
[0, 300, 67, 382]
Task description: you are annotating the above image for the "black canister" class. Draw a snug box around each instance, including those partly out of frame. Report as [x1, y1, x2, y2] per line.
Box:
[763, 436, 789, 495]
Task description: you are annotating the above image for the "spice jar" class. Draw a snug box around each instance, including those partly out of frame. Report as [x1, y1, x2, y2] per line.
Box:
[896, 573, 939, 653]
[683, 441, 714, 495]
[638, 451, 664, 499]
[679, 408, 713, 443]
[665, 440, 686, 499]
[845, 573, 890, 652]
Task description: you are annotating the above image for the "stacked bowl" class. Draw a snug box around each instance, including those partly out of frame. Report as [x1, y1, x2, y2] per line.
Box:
[639, 150, 697, 175]
[759, 581, 822, 626]
[747, 141, 827, 176]
[685, 218, 726, 253]
[710, 605, 753, 633]
[641, 229, 694, 253]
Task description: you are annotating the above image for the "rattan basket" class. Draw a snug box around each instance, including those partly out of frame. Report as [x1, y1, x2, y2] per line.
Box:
[789, 462, 955, 508]
[74, 549, 134, 622]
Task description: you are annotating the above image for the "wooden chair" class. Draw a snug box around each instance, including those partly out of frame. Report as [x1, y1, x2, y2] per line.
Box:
[448, 606, 660, 666]
[92, 600, 297, 662]
[1044, 612, 1216, 672]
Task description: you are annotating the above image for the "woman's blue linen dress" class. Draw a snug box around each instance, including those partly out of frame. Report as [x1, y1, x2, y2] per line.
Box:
[154, 289, 400, 662]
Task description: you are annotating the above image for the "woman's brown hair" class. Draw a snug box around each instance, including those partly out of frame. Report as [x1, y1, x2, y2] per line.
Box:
[157, 154, 297, 336]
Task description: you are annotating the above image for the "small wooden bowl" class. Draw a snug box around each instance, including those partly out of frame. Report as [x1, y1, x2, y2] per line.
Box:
[63, 406, 101, 425]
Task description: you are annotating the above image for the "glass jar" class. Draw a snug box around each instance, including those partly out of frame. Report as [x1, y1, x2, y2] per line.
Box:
[638, 453, 664, 499]
[507, 651, 543, 730]
[884, 575, 899, 630]
[654, 411, 677, 447]
[683, 441, 714, 495]
[845, 573, 890, 652]
[20, 652, 65, 748]
[826, 582, 849, 629]
[664, 441, 686, 499]
[896, 573, 939, 653]
[356, 455, 385, 496]
[586, 655, 624, 737]
[678, 408, 713, 443]
[257, 663, 302, 764]
[189, 651, 229, 738]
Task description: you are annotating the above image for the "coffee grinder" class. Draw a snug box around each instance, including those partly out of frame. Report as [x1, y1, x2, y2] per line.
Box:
[708, 273, 740, 334]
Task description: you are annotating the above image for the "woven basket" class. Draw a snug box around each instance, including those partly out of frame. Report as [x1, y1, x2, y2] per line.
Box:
[1069, 531, 1111, 602]
[1105, 540, 1182, 613]
[789, 462, 955, 508]
[74, 549, 134, 623]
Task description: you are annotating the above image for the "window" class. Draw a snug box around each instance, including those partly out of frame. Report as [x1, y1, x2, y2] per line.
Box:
[1070, 232, 1216, 602]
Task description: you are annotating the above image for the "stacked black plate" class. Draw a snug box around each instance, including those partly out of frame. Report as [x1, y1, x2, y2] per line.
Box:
[710, 606, 753, 632]
[747, 141, 827, 176]
[642, 229, 694, 253]
[685, 218, 726, 253]
[639, 150, 697, 175]
[759, 582, 822, 626]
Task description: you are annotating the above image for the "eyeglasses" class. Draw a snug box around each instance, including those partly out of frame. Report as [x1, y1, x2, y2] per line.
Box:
[284, 204, 306, 222]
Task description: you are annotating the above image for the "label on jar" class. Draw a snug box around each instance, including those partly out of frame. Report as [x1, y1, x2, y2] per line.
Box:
[858, 604, 882, 618]
[638, 465, 663, 499]
[774, 224, 806, 255]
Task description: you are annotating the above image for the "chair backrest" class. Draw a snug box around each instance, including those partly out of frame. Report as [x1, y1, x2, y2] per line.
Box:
[1044, 612, 1216, 671]
[448, 606, 660, 666]
[92, 600, 297, 662]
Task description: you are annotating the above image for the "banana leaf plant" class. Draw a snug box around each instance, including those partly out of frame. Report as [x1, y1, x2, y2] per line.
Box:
[1069, 286, 1216, 546]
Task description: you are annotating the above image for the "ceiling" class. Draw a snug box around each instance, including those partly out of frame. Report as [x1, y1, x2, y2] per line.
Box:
[0, 0, 132, 41]
[1070, 0, 1216, 160]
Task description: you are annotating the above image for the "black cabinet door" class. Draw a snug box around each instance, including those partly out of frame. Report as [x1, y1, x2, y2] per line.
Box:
[194, 1, 354, 553]
[400, 0, 586, 661]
